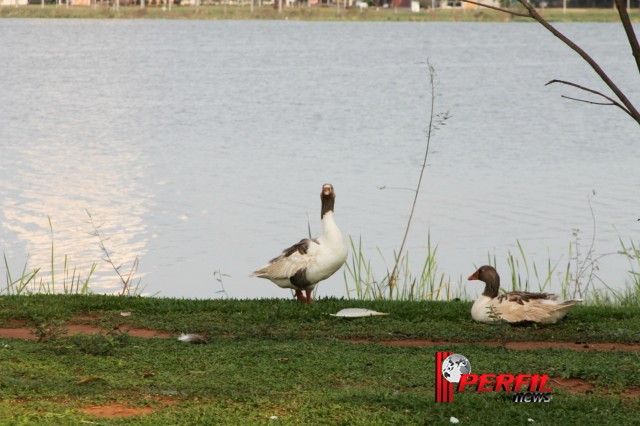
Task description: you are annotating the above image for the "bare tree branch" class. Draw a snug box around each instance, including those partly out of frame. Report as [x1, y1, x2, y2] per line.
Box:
[461, 0, 640, 126]
[388, 62, 440, 294]
[559, 96, 615, 107]
[614, 0, 640, 75]
[546, 79, 633, 116]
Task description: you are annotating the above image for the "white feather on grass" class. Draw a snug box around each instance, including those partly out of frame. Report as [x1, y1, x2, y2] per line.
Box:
[177, 333, 208, 344]
[330, 308, 389, 318]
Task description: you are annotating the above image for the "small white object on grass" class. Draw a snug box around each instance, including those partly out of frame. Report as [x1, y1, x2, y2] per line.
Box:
[330, 308, 389, 318]
[450, 417, 459, 424]
[177, 333, 208, 344]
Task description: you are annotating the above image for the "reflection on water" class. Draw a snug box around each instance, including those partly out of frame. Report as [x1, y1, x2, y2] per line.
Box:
[0, 20, 638, 299]
[1, 126, 149, 293]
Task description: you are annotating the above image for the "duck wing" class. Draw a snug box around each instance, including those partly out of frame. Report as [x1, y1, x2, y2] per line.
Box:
[500, 292, 560, 304]
[252, 238, 319, 279]
[494, 292, 568, 323]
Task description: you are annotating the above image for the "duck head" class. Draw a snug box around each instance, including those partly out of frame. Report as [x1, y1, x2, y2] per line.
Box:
[321, 183, 335, 218]
[468, 265, 500, 298]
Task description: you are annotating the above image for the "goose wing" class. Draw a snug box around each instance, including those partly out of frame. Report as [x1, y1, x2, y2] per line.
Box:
[495, 292, 565, 323]
[252, 238, 319, 279]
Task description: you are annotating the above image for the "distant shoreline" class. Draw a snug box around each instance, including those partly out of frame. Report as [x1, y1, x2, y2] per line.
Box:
[1, 5, 639, 22]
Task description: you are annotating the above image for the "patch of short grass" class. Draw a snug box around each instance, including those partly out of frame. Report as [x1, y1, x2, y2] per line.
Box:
[1, 295, 639, 343]
[0, 334, 639, 424]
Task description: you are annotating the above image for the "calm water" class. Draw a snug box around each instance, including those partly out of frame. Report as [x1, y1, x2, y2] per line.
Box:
[1, 19, 638, 299]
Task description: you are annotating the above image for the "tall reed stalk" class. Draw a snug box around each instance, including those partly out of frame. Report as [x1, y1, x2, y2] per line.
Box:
[86, 210, 141, 296]
[388, 62, 449, 295]
[343, 234, 454, 301]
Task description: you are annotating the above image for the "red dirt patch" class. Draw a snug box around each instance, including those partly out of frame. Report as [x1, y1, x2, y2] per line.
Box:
[83, 396, 179, 418]
[550, 377, 640, 399]
[551, 377, 595, 393]
[84, 403, 155, 418]
[0, 314, 172, 340]
[0, 324, 171, 340]
[0, 328, 35, 340]
[344, 339, 640, 352]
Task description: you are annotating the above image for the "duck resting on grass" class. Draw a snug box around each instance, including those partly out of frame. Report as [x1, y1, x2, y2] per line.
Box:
[468, 265, 581, 325]
[251, 183, 348, 303]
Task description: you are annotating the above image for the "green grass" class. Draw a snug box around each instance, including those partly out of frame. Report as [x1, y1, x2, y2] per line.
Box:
[3, 294, 638, 343]
[343, 234, 452, 302]
[0, 295, 638, 424]
[1, 5, 639, 22]
[343, 233, 640, 306]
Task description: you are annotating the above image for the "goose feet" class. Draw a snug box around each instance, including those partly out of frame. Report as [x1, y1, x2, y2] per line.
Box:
[294, 289, 313, 303]
[295, 289, 306, 303]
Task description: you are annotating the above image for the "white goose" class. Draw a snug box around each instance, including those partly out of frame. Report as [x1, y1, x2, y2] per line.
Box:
[251, 183, 348, 303]
[468, 265, 581, 325]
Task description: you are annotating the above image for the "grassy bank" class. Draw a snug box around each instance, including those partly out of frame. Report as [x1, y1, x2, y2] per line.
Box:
[0, 295, 638, 424]
[1, 5, 640, 22]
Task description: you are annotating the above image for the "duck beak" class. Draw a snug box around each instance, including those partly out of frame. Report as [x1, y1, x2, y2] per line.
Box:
[468, 271, 480, 281]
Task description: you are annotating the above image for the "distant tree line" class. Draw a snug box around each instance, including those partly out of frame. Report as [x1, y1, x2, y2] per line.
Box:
[535, 0, 639, 7]
[23, 0, 640, 5]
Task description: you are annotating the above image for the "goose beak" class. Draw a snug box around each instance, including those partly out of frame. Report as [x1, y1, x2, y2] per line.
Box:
[468, 271, 480, 281]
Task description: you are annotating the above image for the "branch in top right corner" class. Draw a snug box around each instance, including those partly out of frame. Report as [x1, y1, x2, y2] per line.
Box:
[613, 0, 640, 75]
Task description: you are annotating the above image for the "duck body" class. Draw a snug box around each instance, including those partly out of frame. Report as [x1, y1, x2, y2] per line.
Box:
[252, 184, 348, 303]
[468, 265, 581, 325]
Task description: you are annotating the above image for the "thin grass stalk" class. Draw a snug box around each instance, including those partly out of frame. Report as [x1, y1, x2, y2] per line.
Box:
[87, 210, 140, 296]
[48, 216, 55, 293]
[80, 262, 96, 294]
[507, 252, 517, 291]
[343, 236, 359, 299]
[516, 240, 530, 291]
[3, 253, 41, 296]
[4, 253, 13, 294]
[344, 235, 376, 300]
[561, 241, 573, 299]
[620, 238, 640, 287]
[388, 63, 442, 295]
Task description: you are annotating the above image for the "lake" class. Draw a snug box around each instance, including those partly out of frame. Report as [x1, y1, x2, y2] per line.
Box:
[1, 19, 638, 300]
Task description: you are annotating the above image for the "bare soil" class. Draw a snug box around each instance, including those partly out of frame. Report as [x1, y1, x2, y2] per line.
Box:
[0, 315, 172, 340]
[81, 396, 179, 418]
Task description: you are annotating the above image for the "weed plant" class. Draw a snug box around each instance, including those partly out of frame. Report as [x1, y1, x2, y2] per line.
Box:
[343, 234, 454, 302]
[343, 235, 640, 305]
[2, 214, 140, 297]
[2, 218, 95, 296]
[4, 218, 638, 305]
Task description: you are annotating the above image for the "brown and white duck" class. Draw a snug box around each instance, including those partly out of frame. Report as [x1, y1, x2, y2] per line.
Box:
[468, 265, 581, 325]
[251, 183, 348, 303]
